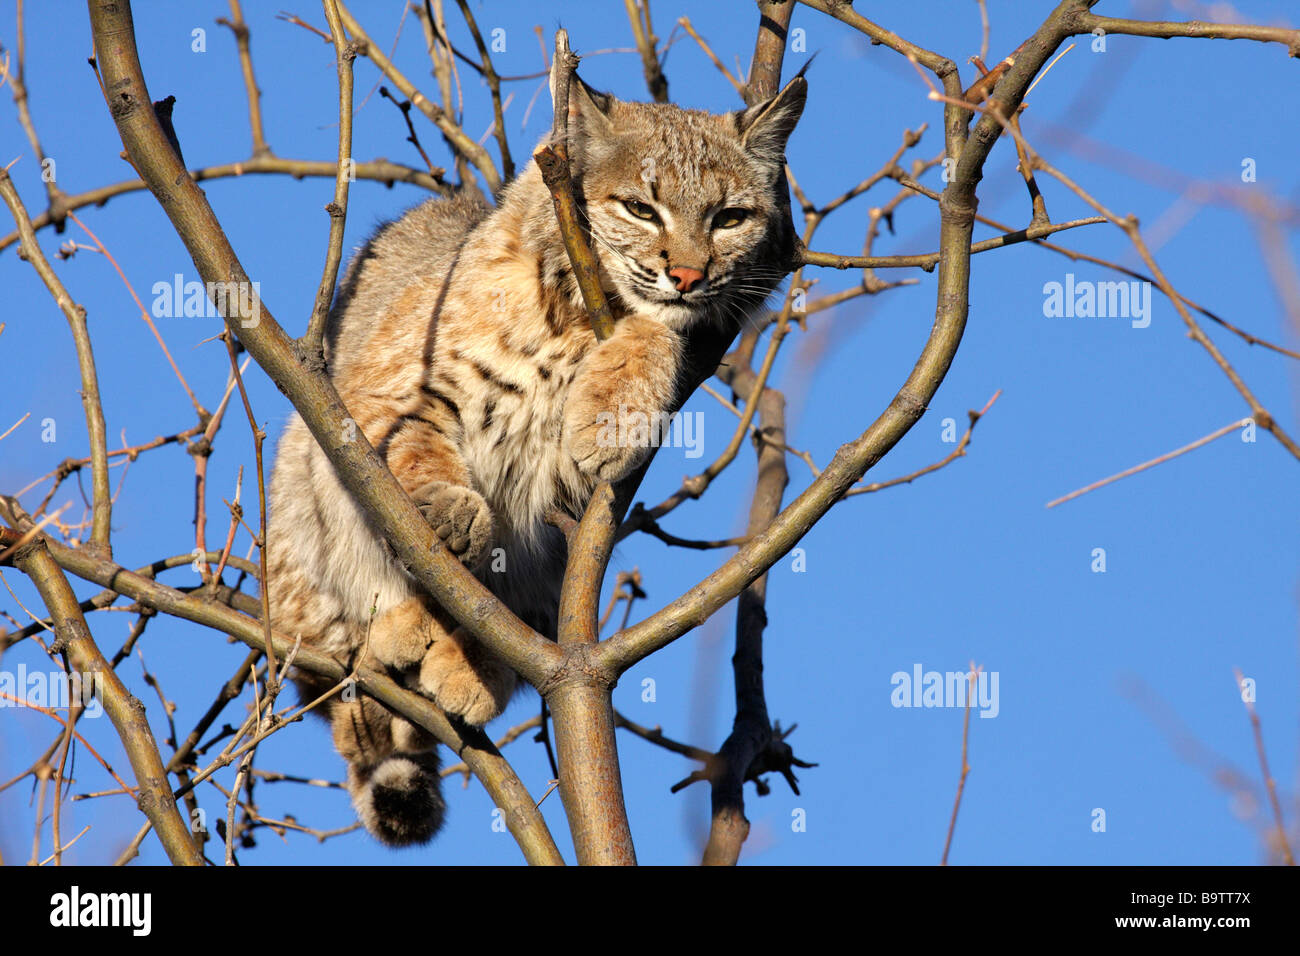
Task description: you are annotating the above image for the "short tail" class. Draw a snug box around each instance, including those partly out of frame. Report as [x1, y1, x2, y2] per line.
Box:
[317, 671, 447, 846]
[348, 751, 446, 847]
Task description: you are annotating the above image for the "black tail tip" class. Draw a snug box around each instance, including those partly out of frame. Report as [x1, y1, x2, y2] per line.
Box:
[351, 752, 446, 847]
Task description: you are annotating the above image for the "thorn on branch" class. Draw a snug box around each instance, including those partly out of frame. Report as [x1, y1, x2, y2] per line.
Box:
[152, 95, 186, 167]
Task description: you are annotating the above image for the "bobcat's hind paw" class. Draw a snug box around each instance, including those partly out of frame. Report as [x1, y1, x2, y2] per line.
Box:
[416, 629, 515, 726]
[367, 596, 434, 672]
[412, 480, 494, 570]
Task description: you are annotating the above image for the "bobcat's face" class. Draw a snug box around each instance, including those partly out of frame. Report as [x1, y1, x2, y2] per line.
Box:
[567, 78, 807, 331]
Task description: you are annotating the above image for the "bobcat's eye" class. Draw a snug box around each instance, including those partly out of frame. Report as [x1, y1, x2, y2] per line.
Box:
[621, 199, 659, 222]
[712, 208, 750, 229]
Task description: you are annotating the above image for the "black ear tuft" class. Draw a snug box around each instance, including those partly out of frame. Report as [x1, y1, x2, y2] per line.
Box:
[735, 76, 808, 164]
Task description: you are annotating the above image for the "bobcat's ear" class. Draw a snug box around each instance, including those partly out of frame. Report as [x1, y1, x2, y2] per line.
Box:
[548, 66, 615, 146]
[735, 76, 807, 165]
[570, 75, 615, 133]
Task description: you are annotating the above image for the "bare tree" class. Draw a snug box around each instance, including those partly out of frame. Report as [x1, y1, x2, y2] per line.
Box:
[1, 0, 1296, 866]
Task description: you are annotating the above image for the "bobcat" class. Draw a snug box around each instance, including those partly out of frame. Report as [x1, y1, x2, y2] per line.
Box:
[265, 72, 806, 846]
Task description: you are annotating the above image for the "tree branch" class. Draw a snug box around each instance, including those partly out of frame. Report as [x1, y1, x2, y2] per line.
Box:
[1073, 12, 1300, 55]
[798, 215, 1106, 271]
[0, 155, 445, 255]
[300, 0, 357, 364]
[0, 503, 203, 865]
[701, 364, 788, 866]
[626, 0, 669, 102]
[536, 27, 635, 865]
[0, 517, 565, 865]
[0, 167, 112, 559]
[454, 0, 514, 180]
[334, 0, 502, 194]
[216, 0, 270, 158]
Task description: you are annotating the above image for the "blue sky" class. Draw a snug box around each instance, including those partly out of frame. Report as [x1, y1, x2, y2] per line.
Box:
[1, 0, 1297, 865]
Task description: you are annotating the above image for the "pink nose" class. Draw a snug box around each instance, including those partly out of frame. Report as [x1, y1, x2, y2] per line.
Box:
[667, 266, 705, 293]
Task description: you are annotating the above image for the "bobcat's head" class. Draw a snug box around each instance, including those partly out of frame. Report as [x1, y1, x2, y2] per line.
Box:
[557, 73, 806, 332]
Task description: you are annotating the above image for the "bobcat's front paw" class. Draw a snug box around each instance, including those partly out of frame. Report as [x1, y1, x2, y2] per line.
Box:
[564, 406, 654, 482]
[416, 629, 515, 726]
[563, 316, 681, 482]
[411, 481, 493, 569]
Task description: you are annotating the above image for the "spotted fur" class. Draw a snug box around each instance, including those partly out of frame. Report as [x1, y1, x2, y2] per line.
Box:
[265, 75, 806, 846]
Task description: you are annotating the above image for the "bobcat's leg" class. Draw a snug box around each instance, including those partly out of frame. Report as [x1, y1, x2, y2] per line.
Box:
[348, 399, 511, 725]
[361, 397, 494, 570]
[368, 595, 515, 727]
[563, 316, 684, 482]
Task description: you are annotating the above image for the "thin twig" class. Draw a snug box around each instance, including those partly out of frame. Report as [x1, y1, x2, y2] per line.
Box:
[0, 176, 114, 558]
[0, 154, 446, 253]
[66, 211, 207, 420]
[1047, 418, 1251, 508]
[1233, 668, 1295, 866]
[454, 0, 513, 180]
[216, 0, 270, 157]
[301, 0, 357, 363]
[940, 665, 979, 866]
[843, 390, 1000, 499]
[335, 0, 501, 194]
[678, 17, 744, 94]
[222, 332, 277, 683]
